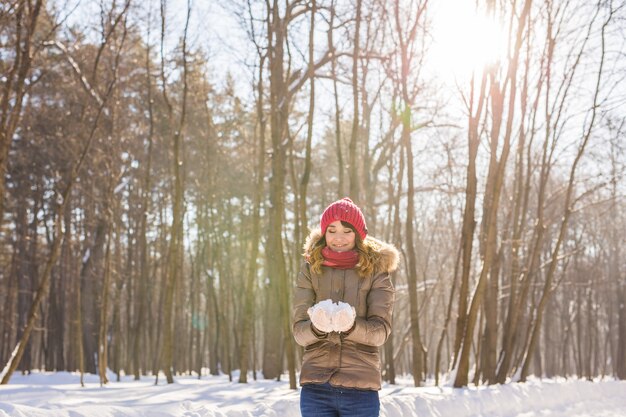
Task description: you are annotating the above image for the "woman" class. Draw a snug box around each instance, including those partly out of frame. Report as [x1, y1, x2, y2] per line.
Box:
[293, 197, 399, 417]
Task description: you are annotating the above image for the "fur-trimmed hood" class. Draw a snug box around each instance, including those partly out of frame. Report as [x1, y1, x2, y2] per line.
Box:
[303, 227, 400, 275]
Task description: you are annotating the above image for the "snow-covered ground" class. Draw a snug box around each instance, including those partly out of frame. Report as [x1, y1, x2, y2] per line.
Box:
[1, 371, 625, 416]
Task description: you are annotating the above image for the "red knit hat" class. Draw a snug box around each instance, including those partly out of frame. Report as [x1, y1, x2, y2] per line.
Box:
[320, 197, 368, 240]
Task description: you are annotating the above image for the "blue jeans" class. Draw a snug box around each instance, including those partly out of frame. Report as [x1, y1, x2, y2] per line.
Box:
[300, 382, 380, 417]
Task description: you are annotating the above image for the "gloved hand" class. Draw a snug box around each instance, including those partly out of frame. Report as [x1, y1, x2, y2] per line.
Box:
[308, 300, 334, 333]
[333, 301, 356, 333]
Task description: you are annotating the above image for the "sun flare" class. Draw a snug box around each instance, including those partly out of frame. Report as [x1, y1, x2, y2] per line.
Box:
[429, 1, 508, 83]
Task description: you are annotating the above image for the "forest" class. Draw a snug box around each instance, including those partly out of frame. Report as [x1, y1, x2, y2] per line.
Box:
[0, 0, 625, 390]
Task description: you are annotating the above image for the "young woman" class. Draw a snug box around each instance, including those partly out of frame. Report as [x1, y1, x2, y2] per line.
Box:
[293, 198, 399, 417]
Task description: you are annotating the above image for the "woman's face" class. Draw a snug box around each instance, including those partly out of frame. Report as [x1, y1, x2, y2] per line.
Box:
[325, 220, 356, 252]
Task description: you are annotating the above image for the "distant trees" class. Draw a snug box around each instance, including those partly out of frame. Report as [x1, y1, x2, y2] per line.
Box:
[451, 0, 623, 386]
[0, 0, 44, 226]
[1, 0, 625, 388]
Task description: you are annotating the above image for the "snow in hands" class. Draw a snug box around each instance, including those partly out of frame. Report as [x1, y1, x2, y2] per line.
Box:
[308, 299, 356, 333]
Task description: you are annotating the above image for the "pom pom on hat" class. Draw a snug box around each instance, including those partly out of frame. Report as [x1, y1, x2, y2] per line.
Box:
[320, 197, 368, 240]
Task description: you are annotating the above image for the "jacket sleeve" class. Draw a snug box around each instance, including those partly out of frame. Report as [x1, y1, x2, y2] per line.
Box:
[344, 272, 395, 347]
[292, 262, 326, 347]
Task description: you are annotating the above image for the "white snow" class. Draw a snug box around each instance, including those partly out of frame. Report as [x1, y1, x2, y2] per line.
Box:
[1, 371, 625, 416]
[308, 299, 354, 316]
[82, 248, 91, 264]
[308, 299, 356, 333]
[0, 344, 20, 383]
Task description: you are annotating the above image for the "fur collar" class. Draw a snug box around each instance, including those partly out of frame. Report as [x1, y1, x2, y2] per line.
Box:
[303, 227, 400, 275]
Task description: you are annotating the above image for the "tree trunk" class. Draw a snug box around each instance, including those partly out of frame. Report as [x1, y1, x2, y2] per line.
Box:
[328, 1, 344, 196]
[298, 0, 315, 248]
[14, 195, 33, 373]
[452, 72, 486, 370]
[348, 0, 361, 201]
[435, 242, 461, 386]
[385, 125, 404, 385]
[611, 120, 626, 380]
[159, 0, 190, 384]
[481, 250, 501, 383]
[617, 283, 626, 379]
[80, 219, 108, 374]
[239, 50, 266, 383]
[98, 232, 112, 385]
[46, 198, 69, 372]
[402, 113, 424, 386]
[263, 0, 297, 389]
[132, 9, 156, 380]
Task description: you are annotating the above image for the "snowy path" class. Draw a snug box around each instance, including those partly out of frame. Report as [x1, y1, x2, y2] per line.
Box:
[1, 372, 625, 416]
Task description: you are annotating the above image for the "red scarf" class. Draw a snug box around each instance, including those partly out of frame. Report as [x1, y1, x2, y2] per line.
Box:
[322, 247, 359, 270]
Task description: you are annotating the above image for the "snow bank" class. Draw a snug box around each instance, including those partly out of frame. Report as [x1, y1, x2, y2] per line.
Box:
[380, 377, 626, 417]
[1, 371, 625, 416]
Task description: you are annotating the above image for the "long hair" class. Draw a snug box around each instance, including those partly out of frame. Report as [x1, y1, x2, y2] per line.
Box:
[308, 221, 379, 277]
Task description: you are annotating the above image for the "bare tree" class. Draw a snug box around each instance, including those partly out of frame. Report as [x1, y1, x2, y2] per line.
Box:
[1, 28, 125, 382]
[158, 0, 191, 384]
[518, 2, 613, 382]
[453, 0, 532, 387]
[0, 0, 44, 225]
[388, 0, 430, 386]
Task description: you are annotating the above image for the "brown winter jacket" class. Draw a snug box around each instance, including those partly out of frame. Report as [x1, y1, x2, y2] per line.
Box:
[292, 228, 399, 391]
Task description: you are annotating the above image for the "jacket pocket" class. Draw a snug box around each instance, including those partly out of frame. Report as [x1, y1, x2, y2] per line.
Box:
[303, 340, 327, 364]
[355, 343, 380, 371]
[305, 340, 324, 351]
